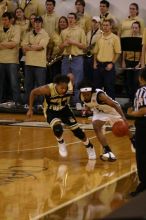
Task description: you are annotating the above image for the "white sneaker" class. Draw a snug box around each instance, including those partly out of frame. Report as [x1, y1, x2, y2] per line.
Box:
[100, 151, 116, 162]
[24, 104, 29, 109]
[86, 147, 96, 160]
[37, 105, 43, 110]
[58, 143, 68, 157]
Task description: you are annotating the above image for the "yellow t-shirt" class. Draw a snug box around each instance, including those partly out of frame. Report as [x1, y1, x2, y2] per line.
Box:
[60, 25, 86, 56]
[42, 12, 59, 37]
[14, 19, 30, 41]
[0, 25, 20, 63]
[76, 12, 92, 34]
[0, 0, 16, 17]
[142, 28, 146, 64]
[48, 31, 61, 57]
[100, 12, 119, 34]
[120, 16, 145, 37]
[21, 28, 49, 67]
[20, 0, 45, 19]
[94, 32, 121, 62]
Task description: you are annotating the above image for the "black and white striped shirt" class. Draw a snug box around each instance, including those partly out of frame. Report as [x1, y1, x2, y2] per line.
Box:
[134, 85, 146, 117]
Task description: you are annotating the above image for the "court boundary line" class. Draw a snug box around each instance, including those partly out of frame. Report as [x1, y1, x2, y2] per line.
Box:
[0, 136, 96, 153]
[29, 169, 137, 220]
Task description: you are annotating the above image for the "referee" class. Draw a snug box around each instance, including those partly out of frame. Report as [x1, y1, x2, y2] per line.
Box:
[127, 67, 146, 196]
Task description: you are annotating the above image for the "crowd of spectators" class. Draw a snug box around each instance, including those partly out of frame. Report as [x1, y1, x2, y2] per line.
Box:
[0, 0, 146, 109]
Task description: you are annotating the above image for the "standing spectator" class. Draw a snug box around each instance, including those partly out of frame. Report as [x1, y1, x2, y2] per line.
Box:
[0, 12, 21, 105]
[0, 0, 17, 18]
[74, 0, 91, 34]
[84, 16, 102, 83]
[141, 28, 146, 68]
[27, 13, 36, 32]
[42, 0, 59, 37]
[47, 16, 68, 82]
[93, 19, 121, 100]
[13, 7, 29, 40]
[13, 7, 30, 67]
[21, 16, 49, 108]
[121, 21, 142, 105]
[19, 13, 37, 76]
[119, 2, 145, 37]
[59, 12, 86, 107]
[127, 67, 146, 197]
[19, 0, 45, 19]
[99, 0, 119, 35]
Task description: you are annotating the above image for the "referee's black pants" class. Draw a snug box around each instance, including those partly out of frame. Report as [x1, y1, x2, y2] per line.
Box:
[135, 118, 146, 186]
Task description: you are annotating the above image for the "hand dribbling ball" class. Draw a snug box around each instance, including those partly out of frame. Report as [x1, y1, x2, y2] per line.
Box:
[112, 120, 129, 137]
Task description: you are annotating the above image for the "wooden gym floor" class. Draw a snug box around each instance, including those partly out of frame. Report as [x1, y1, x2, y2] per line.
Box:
[0, 113, 137, 220]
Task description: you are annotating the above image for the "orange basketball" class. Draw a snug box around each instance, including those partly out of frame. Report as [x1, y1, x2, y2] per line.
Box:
[112, 120, 129, 137]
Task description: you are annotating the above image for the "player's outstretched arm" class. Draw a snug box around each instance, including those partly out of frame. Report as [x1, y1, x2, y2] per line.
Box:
[98, 92, 127, 121]
[27, 85, 50, 118]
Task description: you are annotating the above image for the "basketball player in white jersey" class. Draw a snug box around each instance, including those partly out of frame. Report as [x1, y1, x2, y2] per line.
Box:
[79, 83, 127, 161]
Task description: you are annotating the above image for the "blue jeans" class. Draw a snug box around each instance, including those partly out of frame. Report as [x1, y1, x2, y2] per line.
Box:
[0, 63, 21, 103]
[24, 65, 46, 105]
[61, 55, 84, 105]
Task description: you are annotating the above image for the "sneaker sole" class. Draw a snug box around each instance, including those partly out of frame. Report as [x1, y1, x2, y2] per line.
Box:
[100, 155, 117, 162]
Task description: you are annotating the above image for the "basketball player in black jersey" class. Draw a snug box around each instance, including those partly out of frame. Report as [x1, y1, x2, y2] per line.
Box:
[26, 74, 96, 160]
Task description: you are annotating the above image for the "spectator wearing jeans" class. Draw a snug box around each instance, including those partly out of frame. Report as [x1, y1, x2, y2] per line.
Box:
[59, 12, 86, 106]
[0, 12, 21, 105]
[21, 16, 49, 108]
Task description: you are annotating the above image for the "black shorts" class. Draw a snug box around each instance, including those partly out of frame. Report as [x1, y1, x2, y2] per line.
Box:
[47, 105, 78, 128]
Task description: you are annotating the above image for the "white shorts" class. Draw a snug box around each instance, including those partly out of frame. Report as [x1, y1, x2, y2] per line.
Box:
[92, 111, 121, 126]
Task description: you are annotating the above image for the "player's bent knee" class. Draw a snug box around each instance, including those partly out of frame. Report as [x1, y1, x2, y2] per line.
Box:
[53, 123, 63, 137]
[72, 127, 85, 140]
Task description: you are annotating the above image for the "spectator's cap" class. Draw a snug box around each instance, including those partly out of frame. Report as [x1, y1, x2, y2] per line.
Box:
[34, 16, 43, 23]
[92, 16, 100, 23]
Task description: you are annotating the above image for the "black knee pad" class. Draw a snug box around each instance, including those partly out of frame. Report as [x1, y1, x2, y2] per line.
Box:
[72, 127, 85, 140]
[53, 124, 63, 137]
